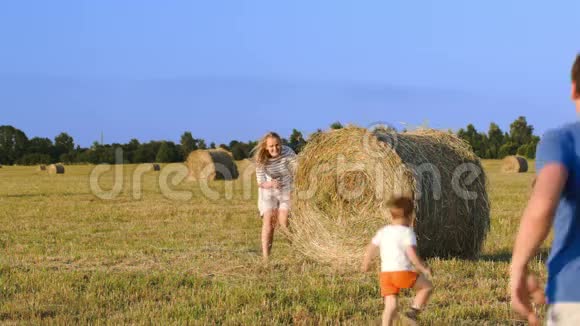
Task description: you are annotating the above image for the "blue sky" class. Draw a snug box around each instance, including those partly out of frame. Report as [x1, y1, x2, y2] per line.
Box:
[0, 1, 578, 146]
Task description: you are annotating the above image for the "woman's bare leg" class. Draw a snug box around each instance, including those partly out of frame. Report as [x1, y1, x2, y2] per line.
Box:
[261, 209, 275, 261]
[277, 209, 289, 234]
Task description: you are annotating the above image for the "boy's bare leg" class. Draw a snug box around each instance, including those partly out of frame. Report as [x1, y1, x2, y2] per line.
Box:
[383, 295, 398, 326]
[412, 275, 433, 310]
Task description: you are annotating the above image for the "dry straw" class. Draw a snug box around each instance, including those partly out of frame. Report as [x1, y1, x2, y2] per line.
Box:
[289, 127, 490, 268]
[501, 156, 528, 173]
[48, 164, 65, 174]
[186, 149, 239, 181]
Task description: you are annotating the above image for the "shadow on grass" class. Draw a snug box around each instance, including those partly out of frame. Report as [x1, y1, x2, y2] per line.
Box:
[479, 248, 550, 263]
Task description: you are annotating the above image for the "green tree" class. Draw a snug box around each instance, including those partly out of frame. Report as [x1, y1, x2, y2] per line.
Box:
[458, 124, 488, 158]
[457, 127, 469, 143]
[156, 142, 172, 163]
[16, 153, 52, 165]
[91, 141, 100, 150]
[330, 121, 343, 129]
[487, 123, 504, 159]
[197, 139, 207, 150]
[59, 152, 76, 164]
[289, 129, 306, 153]
[27, 137, 53, 156]
[509, 116, 534, 147]
[517, 144, 530, 157]
[180, 131, 197, 157]
[82, 144, 115, 164]
[54, 132, 74, 161]
[498, 142, 519, 158]
[55, 132, 74, 152]
[229, 140, 252, 160]
[133, 145, 155, 163]
[0, 125, 29, 164]
[133, 141, 162, 163]
[248, 140, 258, 149]
[123, 138, 140, 163]
[517, 135, 540, 159]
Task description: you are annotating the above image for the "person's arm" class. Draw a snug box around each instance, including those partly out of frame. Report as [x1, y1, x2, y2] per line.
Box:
[510, 163, 567, 323]
[511, 163, 566, 270]
[406, 246, 431, 278]
[256, 165, 276, 189]
[402, 229, 430, 277]
[361, 243, 379, 272]
[362, 230, 382, 272]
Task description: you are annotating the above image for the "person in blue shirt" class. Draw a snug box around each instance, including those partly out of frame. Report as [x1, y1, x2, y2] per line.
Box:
[511, 53, 580, 325]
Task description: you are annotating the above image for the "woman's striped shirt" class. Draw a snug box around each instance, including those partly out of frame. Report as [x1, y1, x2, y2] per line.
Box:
[256, 146, 297, 192]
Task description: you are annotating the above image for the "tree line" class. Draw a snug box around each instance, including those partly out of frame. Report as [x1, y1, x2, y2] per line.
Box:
[0, 117, 538, 165]
[456, 116, 539, 159]
[0, 126, 307, 165]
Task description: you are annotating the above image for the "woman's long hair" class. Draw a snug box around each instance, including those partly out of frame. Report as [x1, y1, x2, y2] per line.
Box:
[252, 132, 282, 166]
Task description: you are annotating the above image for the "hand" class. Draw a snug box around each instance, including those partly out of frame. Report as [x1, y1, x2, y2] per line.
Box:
[261, 180, 280, 189]
[510, 267, 542, 326]
[527, 274, 546, 305]
[261, 181, 272, 189]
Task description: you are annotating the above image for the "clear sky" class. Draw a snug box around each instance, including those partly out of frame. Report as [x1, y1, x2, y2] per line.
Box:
[0, 1, 579, 146]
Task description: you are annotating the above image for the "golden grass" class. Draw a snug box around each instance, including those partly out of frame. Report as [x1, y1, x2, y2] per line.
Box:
[0, 160, 547, 324]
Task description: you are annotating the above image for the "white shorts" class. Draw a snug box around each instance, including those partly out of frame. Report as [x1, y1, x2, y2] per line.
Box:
[258, 188, 291, 216]
[547, 303, 580, 325]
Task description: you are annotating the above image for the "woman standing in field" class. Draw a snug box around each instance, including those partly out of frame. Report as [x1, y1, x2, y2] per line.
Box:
[254, 132, 297, 262]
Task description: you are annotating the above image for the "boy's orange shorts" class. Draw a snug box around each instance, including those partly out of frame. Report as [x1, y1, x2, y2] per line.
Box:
[380, 271, 418, 296]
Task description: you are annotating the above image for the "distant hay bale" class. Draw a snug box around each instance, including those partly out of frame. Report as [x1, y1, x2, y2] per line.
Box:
[153, 164, 161, 171]
[47, 164, 65, 174]
[186, 149, 239, 181]
[38, 165, 46, 171]
[290, 127, 490, 268]
[501, 156, 528, 173]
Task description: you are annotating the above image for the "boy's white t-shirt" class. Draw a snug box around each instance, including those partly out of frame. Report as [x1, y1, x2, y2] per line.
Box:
[371, 225, 417, 272]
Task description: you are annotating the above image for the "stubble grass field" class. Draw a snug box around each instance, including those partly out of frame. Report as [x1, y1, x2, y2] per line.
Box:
[0, 160, 548, 325]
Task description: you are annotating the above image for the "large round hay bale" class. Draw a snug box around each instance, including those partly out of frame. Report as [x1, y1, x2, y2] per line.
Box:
[290, 127, 490, 267]
[501, 156, 528, 173]
[186, 149, 239, 181]
[47, 164, 65, 174]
